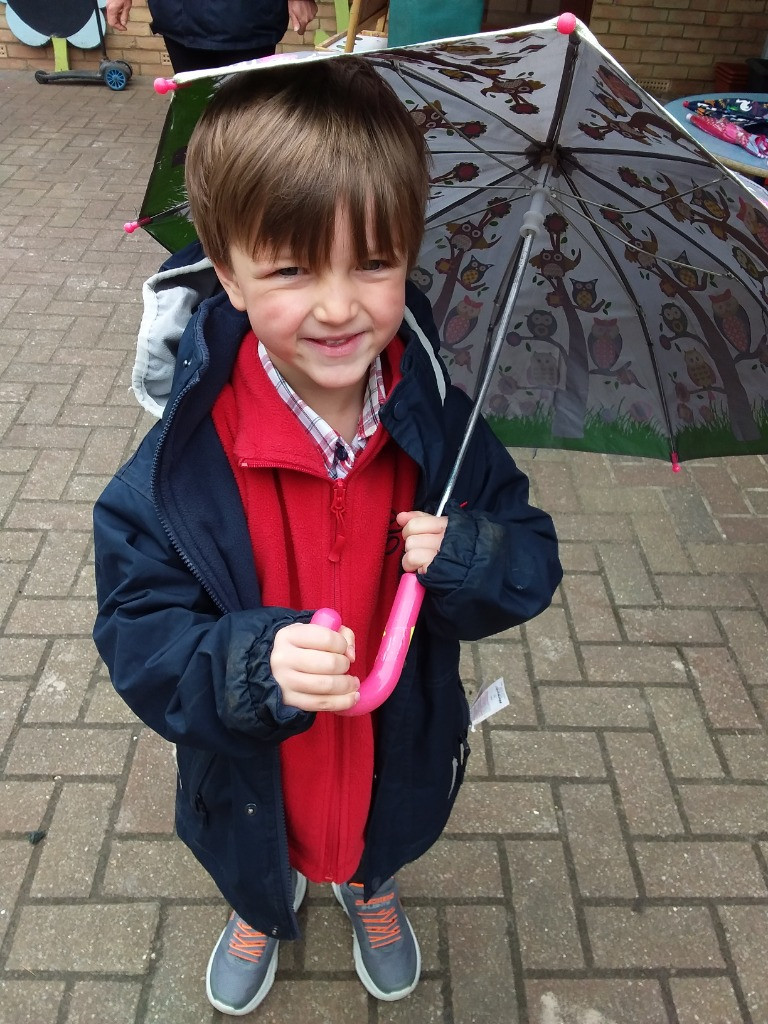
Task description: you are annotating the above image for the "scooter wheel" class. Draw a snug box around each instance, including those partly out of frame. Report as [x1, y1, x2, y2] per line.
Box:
[34, 70, 49, 84]
[113, 60, 133, 79]
[103, 63, 129, 91]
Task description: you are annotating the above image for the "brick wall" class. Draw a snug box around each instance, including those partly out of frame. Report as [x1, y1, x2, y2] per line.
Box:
[0, 1, 339, 77]
[2, 0, 767, 97]
[589, 0, 768, 99]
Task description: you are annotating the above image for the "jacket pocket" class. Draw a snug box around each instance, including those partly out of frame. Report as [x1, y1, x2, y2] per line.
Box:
[176, 745, 217, 819]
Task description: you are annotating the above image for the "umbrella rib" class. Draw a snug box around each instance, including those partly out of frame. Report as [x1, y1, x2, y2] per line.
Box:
[543, 26, 580, 151]
[572, 162, 756, 287]
[425, 171, 535, 230]
[548, 171, 730, 218]
[551, 196, 735, 277]
[379, 61, 543, 173]
[566, 145, 715, 169]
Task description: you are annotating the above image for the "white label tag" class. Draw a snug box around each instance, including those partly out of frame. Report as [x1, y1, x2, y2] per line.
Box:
[469, 676, 509, 730]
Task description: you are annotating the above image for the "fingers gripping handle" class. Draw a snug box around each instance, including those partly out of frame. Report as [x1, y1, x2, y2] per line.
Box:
[310, 573, 426, 716]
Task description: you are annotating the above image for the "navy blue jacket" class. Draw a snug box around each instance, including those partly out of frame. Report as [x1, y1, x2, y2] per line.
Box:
[147, 0, 288, 51]
[92, 281, 561, 939]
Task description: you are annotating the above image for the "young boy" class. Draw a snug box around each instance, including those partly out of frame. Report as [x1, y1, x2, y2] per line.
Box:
[93, 57, 562, 1016]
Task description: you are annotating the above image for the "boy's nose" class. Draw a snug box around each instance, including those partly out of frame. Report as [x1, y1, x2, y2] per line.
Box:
[314, 275, 358, 324]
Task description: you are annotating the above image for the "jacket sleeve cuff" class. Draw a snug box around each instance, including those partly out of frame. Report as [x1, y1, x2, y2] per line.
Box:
[223, 610, 315, 741]
[420, 505, 505, 593]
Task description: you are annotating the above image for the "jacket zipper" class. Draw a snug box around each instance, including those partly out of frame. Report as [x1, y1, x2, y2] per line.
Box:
[328, 480, 347, 610]
[323, 715, 344, 881]
[325, 479, 347, 879]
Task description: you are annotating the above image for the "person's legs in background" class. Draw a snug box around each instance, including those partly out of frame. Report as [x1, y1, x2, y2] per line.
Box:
[163, 38, 276, 73]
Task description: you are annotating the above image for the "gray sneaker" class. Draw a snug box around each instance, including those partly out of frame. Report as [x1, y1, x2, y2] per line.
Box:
[332, 876, 421, 1001]
[206, 871, 307, 1016]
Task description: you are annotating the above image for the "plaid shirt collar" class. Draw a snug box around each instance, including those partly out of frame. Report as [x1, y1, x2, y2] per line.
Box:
[257, 341, 386, 480]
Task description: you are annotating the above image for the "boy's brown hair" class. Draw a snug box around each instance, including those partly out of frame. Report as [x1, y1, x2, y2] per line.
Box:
[185, 56, 430, 271]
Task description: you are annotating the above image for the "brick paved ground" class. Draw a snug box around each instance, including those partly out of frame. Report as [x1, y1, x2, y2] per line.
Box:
[1, 70, 768, 1024]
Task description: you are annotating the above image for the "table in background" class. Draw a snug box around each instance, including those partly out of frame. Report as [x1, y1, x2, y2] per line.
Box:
[665, 92, 768, 180]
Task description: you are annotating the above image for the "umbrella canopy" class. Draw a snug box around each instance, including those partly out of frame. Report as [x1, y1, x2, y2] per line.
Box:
[133, 15, 768, 468]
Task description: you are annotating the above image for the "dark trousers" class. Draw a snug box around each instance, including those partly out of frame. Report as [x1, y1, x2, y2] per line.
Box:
[163, 38, 276, 74]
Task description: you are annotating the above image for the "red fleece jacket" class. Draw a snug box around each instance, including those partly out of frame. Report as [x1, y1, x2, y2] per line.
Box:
[212, 332, 419, 883]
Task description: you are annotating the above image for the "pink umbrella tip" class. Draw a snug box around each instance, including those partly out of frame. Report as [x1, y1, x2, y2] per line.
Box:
[670, 452, 681, 473]
[557, 13, 577, 34]
[124, 217, 151, 234]
[154, 77, 177, 94]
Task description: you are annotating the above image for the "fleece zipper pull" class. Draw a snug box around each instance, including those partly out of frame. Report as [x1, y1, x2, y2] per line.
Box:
[328, 480, 347, 563]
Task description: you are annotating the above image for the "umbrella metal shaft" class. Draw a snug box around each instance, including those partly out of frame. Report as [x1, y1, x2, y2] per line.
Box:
[436, 179, 551, 515]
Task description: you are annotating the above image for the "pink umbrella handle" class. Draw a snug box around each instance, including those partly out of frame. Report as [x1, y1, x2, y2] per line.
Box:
[310, 572, 426, 716]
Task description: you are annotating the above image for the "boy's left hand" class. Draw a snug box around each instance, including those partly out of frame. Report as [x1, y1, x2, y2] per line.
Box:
[397, 511, 448, 574]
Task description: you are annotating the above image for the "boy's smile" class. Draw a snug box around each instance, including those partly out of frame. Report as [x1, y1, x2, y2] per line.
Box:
[214, 210, 408, 431]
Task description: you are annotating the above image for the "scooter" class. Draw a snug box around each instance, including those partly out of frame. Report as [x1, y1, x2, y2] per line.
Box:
[34, 0, 132, 90]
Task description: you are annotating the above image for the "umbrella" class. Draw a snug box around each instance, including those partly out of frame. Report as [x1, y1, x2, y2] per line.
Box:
[127, 14, 768, 710]
[686, 112, 768, 165]
[132, 13, 768, 473]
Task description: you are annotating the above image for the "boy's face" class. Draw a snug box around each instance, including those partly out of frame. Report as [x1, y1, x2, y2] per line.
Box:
[214, 209, 408, 417]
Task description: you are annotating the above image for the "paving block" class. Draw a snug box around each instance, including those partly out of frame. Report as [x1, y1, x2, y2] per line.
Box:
[0, 841, 34, 944]
[581, 643, 687, 684]
[526, 980, 669, 1024]
[539, 686, 648, 728]
[491, 729, 606, 780]
[116, 728, 176, 834]
[523, 607, 582, 681]
[717, 609, 768, 685]
[646, 688, 725, 777]
[6, 725, 133, 776]
[598, 541, 659, 606]
[719, 733, 768, 780]
[448, 780, 557, 834]
[506, 839, 583, 969]
[585, 905, 723, 969]
[447, 905, 519, 1024]
[562, 574, 622, 643]
[141, 905, 220, 1024]
[619, 607, 721, 644]
[399, 838, 504, 898]
[719, 906, 768, 1024]
[24, 638, 99, 722]
[29, 782, 115, 897]
[685, 646, 761, 730]
[65, 981, 143, 1024]
[102, 838, 219, 898]
[606, 732, 683, 835]
[560, 783, 636, 898]
[669, 976, 743, 1024]
[679, 782, 768, 834]
[0, 981, 65, 1024]
[635, 840, 767, 898]
[7, 903, 160, 973]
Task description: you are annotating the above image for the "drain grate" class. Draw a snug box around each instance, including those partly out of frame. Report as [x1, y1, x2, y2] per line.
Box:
[635, 77, 672, 98]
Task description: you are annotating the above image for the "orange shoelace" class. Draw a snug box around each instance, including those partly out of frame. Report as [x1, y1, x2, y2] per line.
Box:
[227, 914, 269, 963]
[350, 883, 402, 949]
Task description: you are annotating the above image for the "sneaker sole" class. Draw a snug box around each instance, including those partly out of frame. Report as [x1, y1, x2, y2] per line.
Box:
[332, 882, 421, 1001]
[206, 871, 308, 1016]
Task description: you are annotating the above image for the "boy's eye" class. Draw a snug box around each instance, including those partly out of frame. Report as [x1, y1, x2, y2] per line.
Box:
[276, 266, 302, 277]
[360, 259, 388, 272]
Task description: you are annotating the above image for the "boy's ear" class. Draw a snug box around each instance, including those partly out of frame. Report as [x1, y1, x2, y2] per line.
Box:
[212, 262, 247, 312]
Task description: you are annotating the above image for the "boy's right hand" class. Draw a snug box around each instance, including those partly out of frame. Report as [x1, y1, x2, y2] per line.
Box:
[270, 622, 359, 713]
